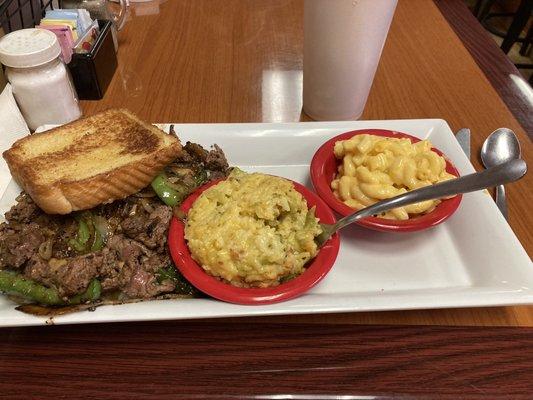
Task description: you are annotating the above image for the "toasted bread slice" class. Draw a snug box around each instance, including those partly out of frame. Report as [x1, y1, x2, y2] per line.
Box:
[3, 109, 182, 214]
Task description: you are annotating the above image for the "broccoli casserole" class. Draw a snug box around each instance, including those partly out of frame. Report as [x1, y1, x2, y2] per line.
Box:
[184, 170, 322, 288]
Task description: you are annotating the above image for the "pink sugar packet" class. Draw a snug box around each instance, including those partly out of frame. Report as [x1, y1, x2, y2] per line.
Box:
[36, 25, 74, 64]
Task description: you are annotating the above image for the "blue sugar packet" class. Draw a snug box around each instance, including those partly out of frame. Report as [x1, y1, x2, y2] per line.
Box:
[77, 9, 93, 34]
[45, 9, 93, 36]
[45, 10, 80, 33]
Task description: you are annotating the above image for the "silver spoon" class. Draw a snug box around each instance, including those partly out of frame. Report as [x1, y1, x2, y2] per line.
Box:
[480, 128, 521, 220]
[316, 159, 527, 246]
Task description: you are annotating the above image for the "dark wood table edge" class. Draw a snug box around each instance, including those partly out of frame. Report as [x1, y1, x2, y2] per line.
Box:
[434, 0, 532, 138]
[1, 322, 532, 398]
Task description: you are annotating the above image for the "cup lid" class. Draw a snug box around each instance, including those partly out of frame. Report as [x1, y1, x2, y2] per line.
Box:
[0, 28, 61, 68]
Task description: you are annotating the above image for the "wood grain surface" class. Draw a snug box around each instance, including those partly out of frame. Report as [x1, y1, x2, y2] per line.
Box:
[0, 322, 531, 399]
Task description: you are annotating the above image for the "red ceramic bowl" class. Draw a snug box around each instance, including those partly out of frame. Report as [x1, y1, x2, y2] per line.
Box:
[168, 178, 340, 305]
[310, 129, 462, 232]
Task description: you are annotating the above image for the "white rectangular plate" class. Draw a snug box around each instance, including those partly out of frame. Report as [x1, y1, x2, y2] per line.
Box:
[1, 119, 532, 327]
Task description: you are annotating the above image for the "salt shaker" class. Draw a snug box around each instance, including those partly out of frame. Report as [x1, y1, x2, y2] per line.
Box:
[0, 28, 82, 130]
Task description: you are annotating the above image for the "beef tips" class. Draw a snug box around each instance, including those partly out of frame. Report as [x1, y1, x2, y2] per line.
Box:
[184, 142, 209, 162]
[107, 235, 145, 265]
[25, 254, 100, 297]
[142, 252, 172, 274]
[121, 205, 172, 250]
[0, 223, 45, 269]
[123, 267, 175, 298]
[4, 194, 39, 223]
[183, 142, 228, 173]
[98, 235, 145, 291]
[205, 144, 228, 171]
[104, 236, 174, 297]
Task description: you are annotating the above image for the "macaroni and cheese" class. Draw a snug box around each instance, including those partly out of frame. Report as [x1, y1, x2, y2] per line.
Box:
[185, 169, 322, 288]
[331, 134, 456, 220]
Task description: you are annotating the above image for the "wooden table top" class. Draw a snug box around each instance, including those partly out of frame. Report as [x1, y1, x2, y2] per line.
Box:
[1, 322, 531, 399]
[82, 0, 532, 328]
[3, 1, 533, 397]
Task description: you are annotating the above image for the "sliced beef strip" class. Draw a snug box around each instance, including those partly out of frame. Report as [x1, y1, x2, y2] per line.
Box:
[205, 144, 229, 171]
[107, 234, 146, 264]
[4, 194, 40, 224]
[143, 206, 173, 249]
[184, 142, 209, 162]
[173, 150, 194, 163]
[121, 205, 172, 250]
[182, 142, 228, 173]
[119, 214, 145, 237]
[142, 252, 172, 273]
[104, 235, 174, 297]
[208, 170, 228, 180]
[25, 253, 101, 297]
[0, 223, 46, 269]
[123, 267, 175, 299]
[100, 234, 168, 293]
[98, 248, 132, 292]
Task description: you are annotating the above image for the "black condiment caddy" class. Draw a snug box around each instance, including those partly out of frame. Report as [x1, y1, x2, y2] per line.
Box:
[67, 20, 117, 100]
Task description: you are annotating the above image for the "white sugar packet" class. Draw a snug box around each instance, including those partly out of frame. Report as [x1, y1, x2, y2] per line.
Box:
[0, 83, 30, 197]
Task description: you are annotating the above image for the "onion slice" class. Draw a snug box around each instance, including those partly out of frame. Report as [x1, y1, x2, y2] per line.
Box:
[139, 198, 155, 214]
[38, 239, 53, 260]
[93, 216, 110, 244]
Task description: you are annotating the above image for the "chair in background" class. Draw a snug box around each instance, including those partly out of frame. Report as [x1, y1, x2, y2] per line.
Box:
[472, 0, 532, 83]
[0, 0, 56, 33]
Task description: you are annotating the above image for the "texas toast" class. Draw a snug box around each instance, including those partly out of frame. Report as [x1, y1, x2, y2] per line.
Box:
[3, 109, 183, 214]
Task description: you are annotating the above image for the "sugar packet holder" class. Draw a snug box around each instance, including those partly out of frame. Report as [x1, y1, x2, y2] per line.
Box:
[67, 20, 117, 100]
[73, 20, 100, 54]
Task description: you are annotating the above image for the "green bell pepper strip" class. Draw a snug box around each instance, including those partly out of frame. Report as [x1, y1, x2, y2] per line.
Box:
[90, 230, 104, 252]
[0, 270, 63, 305]
[151, 173, 187, 207]
[67, 279, 102, 305]
[0, 271, 102, 306]
[68, 218, 91, 252]
[69, 213, 107, 253]
[156, 266, 196, 296]
[68, 238, 86, 252]
[194, 169, 208, 187]
[77, 219, 90, 245]
[156, 265, 178, 283]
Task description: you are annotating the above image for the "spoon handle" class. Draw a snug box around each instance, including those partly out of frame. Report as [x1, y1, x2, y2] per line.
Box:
[495, 185, 508, 220]
[334, 159, 526, 231]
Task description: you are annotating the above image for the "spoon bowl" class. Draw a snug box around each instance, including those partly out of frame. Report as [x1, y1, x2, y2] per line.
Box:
[480, 128, 521, 220]
[481, 128, 521, 167]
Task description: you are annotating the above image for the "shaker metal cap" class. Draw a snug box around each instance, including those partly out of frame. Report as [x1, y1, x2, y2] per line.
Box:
[0, 28, 61, 68]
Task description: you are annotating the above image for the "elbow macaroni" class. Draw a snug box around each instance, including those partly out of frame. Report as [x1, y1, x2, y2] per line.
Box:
[331, 134, 456, 220]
